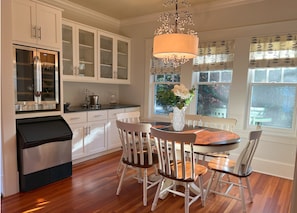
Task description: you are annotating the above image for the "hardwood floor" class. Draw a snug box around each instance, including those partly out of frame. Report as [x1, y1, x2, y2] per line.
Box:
[2, 151, 293, 213]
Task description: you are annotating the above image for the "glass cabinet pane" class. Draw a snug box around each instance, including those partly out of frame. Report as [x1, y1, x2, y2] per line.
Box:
[100, 35, 113, 79]
[39, 51, 57, 101]
[62, 25, 73, 76]
[79, 29, 95, 77]
[117, 40, 128, 80]
[15, 49, 35, 101]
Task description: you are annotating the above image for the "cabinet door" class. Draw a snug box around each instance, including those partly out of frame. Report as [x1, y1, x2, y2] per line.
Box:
[117, 38, 130, 81]
[78, 26, 96, 78]
[107, 109, 124, 149]
[99, 33, 114, 80]
[12, 0, 37, 45]
[36, 3, 61, 49]
[62, 23, 75, 76]
[69, 123, 85, 160]
[12, 0, 61, 49]
[62, 21, 97, 81]
[85, 121, 107, 154]
[98, 32, 131, 84]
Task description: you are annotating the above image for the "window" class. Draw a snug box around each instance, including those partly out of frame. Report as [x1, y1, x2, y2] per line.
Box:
[153, 74, 180, 115]
[248, 34, 297, 129]
[150, 57, 181, 115]
[193, 40, 235, 118]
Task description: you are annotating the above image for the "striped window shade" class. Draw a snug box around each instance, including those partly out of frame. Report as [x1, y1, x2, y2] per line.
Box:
[193, 40, 235, 72]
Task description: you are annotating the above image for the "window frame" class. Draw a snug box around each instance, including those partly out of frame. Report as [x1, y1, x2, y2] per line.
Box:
[149, 73, 181, 119]
[193, 70, 233, 118]
[247, 68, 297, 135]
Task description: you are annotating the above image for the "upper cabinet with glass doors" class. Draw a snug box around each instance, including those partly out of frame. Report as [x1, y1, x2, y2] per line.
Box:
[98, 31, 131, 84]
[12, 0, 62, 50]
[62, 20, 97, 81]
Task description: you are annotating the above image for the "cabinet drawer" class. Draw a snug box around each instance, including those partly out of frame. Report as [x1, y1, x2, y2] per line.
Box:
[108, 108, 125, 120]
[88, 110, 108, 122]
[63, 112, 87, 124]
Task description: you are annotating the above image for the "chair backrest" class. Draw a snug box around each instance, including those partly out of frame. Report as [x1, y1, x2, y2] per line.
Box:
[234, 130, 262, 175]
[185, 114, 203, 127]
[116, 111, 140, 123]
[200, 115, 237, 132]
[150, 127, 199, 182]
[116, 120, 154, 167]
[169, 113, 203, 127]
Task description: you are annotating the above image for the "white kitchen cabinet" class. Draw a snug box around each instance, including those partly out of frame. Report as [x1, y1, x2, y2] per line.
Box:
[12, 0, 62, 50]
[107, 108, 125, 150]
[62, 20, 97, 81]
[98, 31, 131, 84]
[63, 110, 107, 160]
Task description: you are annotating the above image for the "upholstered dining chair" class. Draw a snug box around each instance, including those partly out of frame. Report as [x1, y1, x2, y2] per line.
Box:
[116, 111, 140, 175]
[116, 120, 159, 206]
[150, 127, 208, 213]
[205, 130, 262, 213]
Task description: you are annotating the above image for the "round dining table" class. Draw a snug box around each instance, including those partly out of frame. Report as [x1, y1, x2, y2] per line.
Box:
[148, 121, 241, 153]
[145, 121, 241, 198]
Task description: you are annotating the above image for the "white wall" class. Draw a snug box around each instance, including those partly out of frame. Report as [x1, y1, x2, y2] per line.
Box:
[1, 0, 18, 196]
[63, 82, 120, 106]
[119, 0, 297, 179]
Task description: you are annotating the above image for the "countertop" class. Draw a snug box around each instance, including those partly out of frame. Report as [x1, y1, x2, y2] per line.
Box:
[64, 104, 140, 113]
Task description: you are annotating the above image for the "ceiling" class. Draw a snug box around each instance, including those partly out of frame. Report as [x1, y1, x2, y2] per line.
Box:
[66, 0, 223, 20]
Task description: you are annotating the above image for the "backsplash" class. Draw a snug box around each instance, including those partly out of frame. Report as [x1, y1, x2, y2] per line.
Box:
[63, 82, 119, 107]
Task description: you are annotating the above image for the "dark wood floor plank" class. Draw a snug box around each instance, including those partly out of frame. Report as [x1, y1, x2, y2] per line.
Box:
[2, 151, 293, 213]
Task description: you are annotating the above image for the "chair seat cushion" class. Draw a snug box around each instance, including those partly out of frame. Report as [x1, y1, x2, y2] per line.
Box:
[208, 157, 252, 177]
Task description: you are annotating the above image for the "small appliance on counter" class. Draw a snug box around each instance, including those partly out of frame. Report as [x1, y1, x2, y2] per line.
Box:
[81, 94, 101, 109]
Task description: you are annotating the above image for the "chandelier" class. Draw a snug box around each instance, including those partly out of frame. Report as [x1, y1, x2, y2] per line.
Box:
[153, 0, 199, 68]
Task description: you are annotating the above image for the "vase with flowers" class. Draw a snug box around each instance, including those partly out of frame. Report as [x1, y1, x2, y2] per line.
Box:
[156, 84, 195, 131]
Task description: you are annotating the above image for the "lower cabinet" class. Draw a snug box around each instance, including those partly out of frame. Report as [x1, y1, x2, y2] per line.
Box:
[107, 108, 125, 150]
[63, 110, 108, 160]
[63, 107, 140, 161]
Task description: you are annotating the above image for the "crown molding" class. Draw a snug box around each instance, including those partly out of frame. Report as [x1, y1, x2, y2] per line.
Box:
[120, 0, 264, 27]
[39, 0, 120, 29]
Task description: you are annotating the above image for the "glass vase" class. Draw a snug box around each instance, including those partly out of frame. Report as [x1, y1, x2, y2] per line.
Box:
[172, 106, 186, 131]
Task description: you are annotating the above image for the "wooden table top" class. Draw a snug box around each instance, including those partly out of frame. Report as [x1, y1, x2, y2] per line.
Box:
[146, 121, 240, 146]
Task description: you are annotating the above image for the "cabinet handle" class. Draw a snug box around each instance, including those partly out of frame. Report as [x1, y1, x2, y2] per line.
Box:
[88, 126, 91, 134]
[32, 26, 36, 38]
[94, 115, 102, 118]
[70, 117, 80, 121]
[37, 27, 41, 39]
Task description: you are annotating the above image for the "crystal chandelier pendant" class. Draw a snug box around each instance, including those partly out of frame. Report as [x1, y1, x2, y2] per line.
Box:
[153, 0, 199, 68]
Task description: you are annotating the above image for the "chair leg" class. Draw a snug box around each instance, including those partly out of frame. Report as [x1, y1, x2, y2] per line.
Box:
[238, 177, 247, 213]
[116, 164, 127, 195]
[198, 176, 205, 207]
[151, 177, 164, 211]
[117, 153, 124, 176]
[205, 171, 216, 200]
[143, 169, 147, 206]
[117, 161, 123, 176]
[246, 177, 253, 202]
[184, 183, 190, 213]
